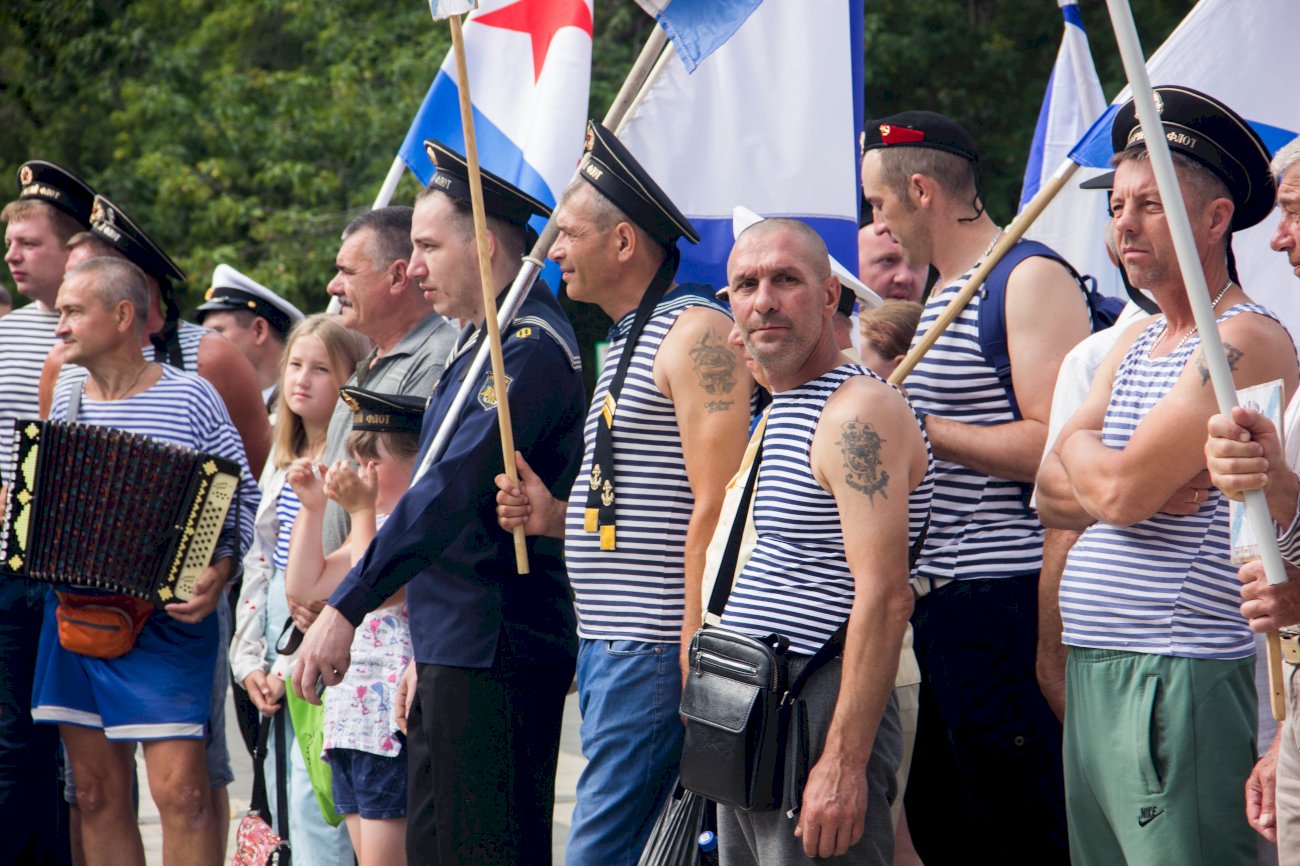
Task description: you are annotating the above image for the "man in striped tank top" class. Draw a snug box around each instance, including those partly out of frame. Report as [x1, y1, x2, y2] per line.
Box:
[0, 159, 94, 865]
[494, 122, 754, 865]
[1037, 88, 1295, 865]
[860, 112, 1091, 862]
[717, 217, 932, 864]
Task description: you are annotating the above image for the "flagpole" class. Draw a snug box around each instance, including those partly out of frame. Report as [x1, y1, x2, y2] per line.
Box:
[889, 157, 1080, 385]
[1103, 0, 1289, 720]
[411, 25, 671, 484]
[447, 13, 530, 575]
[372, 155, 406, 210]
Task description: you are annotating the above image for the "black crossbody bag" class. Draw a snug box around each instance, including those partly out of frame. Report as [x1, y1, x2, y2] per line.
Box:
[679, 435, 848, 812]
[679, 430, 929, 814]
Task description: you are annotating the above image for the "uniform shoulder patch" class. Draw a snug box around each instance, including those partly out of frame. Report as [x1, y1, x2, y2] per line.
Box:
[477, 370, 513, 410]
[512, 325, 538, 340]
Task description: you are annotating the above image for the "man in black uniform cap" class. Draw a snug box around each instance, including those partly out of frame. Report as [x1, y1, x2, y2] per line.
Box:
[1037, 85, 1292, 865]
[293, 140, 586, 866]
[495, 122, 754, 866]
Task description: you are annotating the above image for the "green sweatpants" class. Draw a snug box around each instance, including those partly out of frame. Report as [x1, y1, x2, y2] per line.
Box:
[1063, 647, 1257, 866]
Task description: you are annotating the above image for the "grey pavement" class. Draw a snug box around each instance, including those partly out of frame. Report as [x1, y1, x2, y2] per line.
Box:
[139, 687, 584, 864]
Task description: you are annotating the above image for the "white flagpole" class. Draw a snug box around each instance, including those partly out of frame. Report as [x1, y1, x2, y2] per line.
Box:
[1103, 0, 1289, 720]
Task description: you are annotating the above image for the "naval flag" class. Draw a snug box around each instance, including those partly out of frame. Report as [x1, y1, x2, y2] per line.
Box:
[398, 0, 593, 239]
[1034, 0, 1300, 330]
[632, 0, 764, 73]
[618, 0, 864, 289]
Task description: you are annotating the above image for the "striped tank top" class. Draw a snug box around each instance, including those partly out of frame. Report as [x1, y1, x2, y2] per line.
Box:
[0, 305, 60, 487]
[1060, 304, 1277, 660]
[273, 483, 302, 571]
[720, 365, 935, 654]
[565, 291, 728, 642]
[905, 270, 1044, 580]
[57, 320, 207, 394]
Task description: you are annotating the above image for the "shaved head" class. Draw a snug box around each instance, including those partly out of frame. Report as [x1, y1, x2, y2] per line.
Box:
[731, 218, 831, 281]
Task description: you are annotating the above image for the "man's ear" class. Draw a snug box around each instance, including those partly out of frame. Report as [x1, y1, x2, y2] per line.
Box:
[390, 259, 409, 293]
[1205, 196, 1235, 247]
[613, 221, 637, 263]
[910, 173, 934, 210]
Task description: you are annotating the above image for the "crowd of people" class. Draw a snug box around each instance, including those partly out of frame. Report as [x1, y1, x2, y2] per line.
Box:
[1, 80, 1300, 866]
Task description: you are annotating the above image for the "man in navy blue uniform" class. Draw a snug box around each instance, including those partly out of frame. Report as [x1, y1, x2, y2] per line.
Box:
[292, 141, 586, 865]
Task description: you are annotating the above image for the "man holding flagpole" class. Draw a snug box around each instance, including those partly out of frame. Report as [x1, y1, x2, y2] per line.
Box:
[1204, 134, 1300, 861]
[294, 142, 586, 866]
[1037, 87, 1294, 865]
[495, 121, 753, 866]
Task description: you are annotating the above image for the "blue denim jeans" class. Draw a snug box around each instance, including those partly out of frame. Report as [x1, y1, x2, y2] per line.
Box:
[567, 638, 683, 866]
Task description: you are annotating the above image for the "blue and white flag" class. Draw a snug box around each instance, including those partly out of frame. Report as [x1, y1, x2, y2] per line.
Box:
[1032, 0, 1300, 328]
[430, 0, 476, 20]
[618, 0, 863, 289]
[399, 0, 593, 241]
[633, 0, 763, 73]
[1019, 1, 1109, 287]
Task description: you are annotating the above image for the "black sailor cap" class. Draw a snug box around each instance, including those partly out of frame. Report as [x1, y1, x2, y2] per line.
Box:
[576, 121, 699, 247]
[339, 386, 426, 436]
[1112, 85, 1275, 230]
[89, 194, 187, 284]
[424, 139, 551, 229]
[16, 161, 96, 228]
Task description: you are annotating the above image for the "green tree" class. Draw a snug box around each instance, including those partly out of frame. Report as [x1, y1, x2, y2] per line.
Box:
[1, 0, 1194, 316]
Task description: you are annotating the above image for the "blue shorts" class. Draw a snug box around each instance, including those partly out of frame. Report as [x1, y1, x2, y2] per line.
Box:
[32, 590, 218, 741]
[328, 746, 408, 820]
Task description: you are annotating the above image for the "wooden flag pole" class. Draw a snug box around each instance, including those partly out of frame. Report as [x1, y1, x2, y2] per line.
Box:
[889, 157, 1080, 386]
[1104, 0, 1289, 720]
[412, 25, 671, 484]
[449, 13, 529, 574]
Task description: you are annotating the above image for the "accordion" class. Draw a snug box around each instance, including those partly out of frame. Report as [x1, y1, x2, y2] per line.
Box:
[2, 419, 241, 606]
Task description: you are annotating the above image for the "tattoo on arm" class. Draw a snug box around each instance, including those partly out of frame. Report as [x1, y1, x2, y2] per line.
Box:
[689, 329, 737, 397]
[838, 418, 890, 503]
[1196, 342, 1244, 386]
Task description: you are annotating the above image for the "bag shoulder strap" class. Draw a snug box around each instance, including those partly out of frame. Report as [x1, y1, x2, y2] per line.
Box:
[273, 707, 289, 841]
[249, 715, 273, 820]
[705, 425, 765, 619]
[976, 239, 1069, 421]
[66, 384, 83, 423]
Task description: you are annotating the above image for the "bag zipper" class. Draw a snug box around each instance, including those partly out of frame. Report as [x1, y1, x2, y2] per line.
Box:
[695, 648, 760, 678]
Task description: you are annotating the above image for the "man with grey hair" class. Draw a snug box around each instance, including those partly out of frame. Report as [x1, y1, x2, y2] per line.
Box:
[319, 205, 456, 552]
[35, 255, 258, 866]
[1205, 133, 1300, 862]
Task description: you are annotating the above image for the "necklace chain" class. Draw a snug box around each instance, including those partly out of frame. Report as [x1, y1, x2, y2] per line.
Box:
[102, 361, 152, 401]
[1162, 279, 1234, 354]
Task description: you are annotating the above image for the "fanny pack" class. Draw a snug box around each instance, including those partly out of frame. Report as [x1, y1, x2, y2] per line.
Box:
[55, 592, 154, 659]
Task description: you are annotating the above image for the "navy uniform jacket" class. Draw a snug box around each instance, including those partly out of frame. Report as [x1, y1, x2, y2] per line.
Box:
[329, 286, 585, 669]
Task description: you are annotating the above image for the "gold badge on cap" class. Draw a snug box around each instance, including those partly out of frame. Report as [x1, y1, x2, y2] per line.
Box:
[341, 392, 361, 412]
[90, 200, 109, 226]
[583, 124, 596, 154]
[18, 165, 32, 186]
[880, 124, 891, 137]
[1153, 89, 1164, 115]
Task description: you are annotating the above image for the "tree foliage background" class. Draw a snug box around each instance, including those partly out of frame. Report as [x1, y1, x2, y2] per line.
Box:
[0, 0, 1193, 314]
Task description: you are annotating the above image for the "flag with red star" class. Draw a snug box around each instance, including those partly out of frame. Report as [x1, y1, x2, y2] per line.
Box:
[399, 0, 592, 239]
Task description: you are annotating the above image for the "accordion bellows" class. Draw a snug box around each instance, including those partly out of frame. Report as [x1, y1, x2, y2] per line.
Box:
[2, 419, 240, 606]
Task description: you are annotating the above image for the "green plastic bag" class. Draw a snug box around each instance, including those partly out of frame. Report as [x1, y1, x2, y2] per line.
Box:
[284, 676, 345, 827]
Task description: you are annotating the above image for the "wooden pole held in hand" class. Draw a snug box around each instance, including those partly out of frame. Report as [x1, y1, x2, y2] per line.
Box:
[449, 14, 529, 574]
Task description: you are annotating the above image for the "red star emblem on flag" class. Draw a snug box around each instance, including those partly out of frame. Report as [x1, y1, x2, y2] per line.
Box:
[475, 0, 593, 83]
